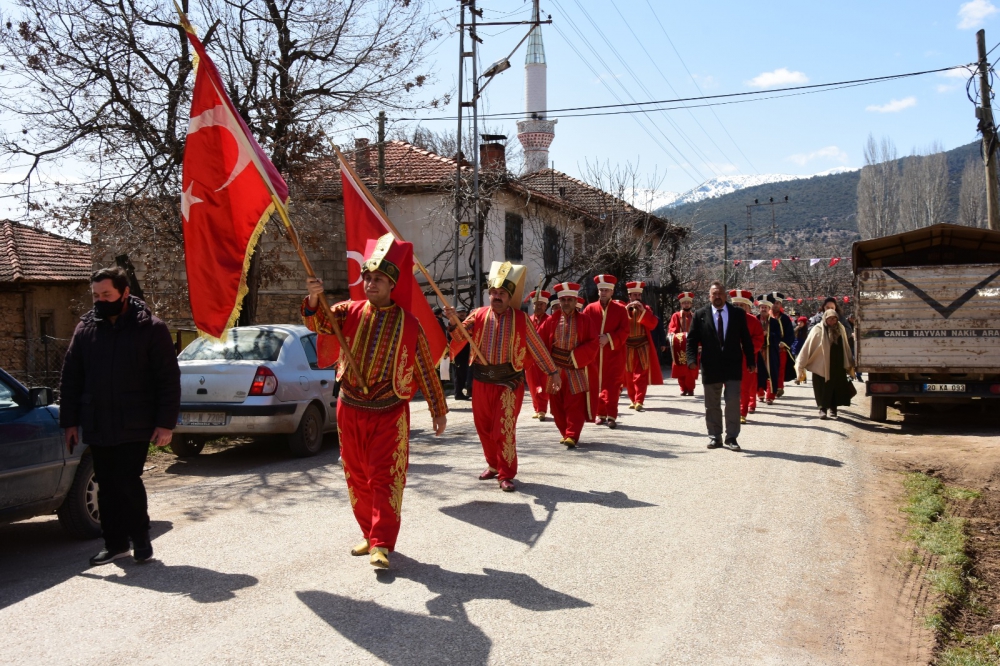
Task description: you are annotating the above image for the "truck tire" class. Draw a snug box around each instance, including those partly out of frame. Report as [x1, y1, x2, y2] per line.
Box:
[170, 434, 206, 457]
[869, 396, 888, 423]
[288, 404, 323, 457]
[57, 452, 102, 539]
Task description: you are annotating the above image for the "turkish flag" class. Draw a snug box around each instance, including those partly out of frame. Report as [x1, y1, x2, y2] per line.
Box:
[340, 161, 447, 364]
[829, 257, 842, 267]
[180, 28, 288, 339]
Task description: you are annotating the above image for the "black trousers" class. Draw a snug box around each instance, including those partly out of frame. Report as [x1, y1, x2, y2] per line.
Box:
[453, 357, 471, 399]
[91, 441, 151, 549]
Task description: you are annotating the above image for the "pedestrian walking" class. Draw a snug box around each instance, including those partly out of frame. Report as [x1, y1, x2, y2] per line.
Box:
[303, 234, 448, 569]
[794, 309, 856, 420]
[582, 275, 629, 427]
[729, 290, 764, 424]
[446, 262, 560, 492]
[59, 266, 180, 566]
[759, 292, 795, 403]
[623, 281, 663, 411]
[525, 290, 553, 421]
[667, 292, 698, 396]
[686, 282, 755, 451]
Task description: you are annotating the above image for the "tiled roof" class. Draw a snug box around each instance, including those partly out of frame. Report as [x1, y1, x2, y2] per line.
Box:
[520, 169, 647, 222]
[0, 220, 91, 282]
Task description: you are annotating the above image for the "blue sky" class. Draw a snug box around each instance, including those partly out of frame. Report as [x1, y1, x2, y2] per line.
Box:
[381, 0, 1000, 195]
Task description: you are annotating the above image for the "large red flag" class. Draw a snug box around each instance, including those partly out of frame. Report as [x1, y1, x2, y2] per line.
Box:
[340, 161, 447, 364]
[180, 24, 289, 339]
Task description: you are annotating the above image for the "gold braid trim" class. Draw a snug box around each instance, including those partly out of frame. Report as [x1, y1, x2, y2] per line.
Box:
[500, 389, 517, 464]
[388, 413, 409, 520]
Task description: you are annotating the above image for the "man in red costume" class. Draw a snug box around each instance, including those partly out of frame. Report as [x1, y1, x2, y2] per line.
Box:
[582, 274, 629, 428]
[537, 283, 600, 448]
[730, 289, 765, 424]
[760, 292, 795, 404]
[303, 234, 448, 570]
[667, 292, 698, 396]
[623, 281, 663, 410]
[446, 262, 560, 492]
[525, 289, 553, 421]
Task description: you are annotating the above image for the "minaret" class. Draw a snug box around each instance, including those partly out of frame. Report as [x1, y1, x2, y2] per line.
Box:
[517, 0, 556, 174]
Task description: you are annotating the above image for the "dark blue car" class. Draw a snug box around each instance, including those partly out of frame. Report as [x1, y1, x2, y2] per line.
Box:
[0, 368, 101, 538]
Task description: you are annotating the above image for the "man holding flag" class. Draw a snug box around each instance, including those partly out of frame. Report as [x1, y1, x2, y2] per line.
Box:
[303, 235, 448, 569]
[445, 262, 560, 492]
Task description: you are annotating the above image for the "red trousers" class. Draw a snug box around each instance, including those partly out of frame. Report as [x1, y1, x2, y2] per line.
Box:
[765, 354, 788, 401]
[471, 380, 523, 481]
[625, 370, 649, 405]
[525, 364, 549, 415]
[551, 388, 588, 442]
[337, 400, 409, 551]
[597, 361, 626, 420]
[672, 365, 698, 394]
[741, 372, 757, 417]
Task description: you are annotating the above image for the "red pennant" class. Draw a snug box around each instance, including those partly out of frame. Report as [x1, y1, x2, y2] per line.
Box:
[733, 259, 742, 266]
[843, 296, 850, 303]
[180, 29, 289, 339]
[829, 257, 841, 267]
[340, 164, 447, 364]
[771, 259, 781, 271]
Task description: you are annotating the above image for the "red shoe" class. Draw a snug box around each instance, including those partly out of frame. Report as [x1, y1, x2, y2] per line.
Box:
[499, 479, 516, 492]
[479, 468, 498, 480]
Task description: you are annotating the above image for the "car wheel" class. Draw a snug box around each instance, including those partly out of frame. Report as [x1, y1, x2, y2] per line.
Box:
[171, 434, 207, 457]
[57, 452, 102, 539]
[288, 404, 323, 457]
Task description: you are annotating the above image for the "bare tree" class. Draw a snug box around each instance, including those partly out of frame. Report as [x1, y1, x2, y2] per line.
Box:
[898, 144, 948, 231]
[959, 156, 988, 228]
[0, 0, 441, 319]
[856, 134, 900, 239]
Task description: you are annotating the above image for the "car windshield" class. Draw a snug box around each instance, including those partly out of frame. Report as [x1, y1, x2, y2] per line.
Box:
[0, 377, 18, 409]
[179, 329, 289, 362]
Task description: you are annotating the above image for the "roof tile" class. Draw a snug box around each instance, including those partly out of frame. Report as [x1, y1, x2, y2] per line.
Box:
[0, 220, 91, 282]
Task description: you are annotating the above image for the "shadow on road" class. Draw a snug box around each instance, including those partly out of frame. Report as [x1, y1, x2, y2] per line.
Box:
[79, 559, 257, 603]
[297, 554, 589, 665]
[741, 449, 844, 467]
[440, 483, 655, 546]
[0, 520, 172, 611]
[162, 435, 340, 478]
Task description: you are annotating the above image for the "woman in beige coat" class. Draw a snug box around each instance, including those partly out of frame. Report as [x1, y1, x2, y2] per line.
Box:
[795, 309, 855, 419]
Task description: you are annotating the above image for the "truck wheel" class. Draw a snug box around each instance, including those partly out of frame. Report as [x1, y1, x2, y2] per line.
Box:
[170, 434, 206, 457]
[57, 452, 102, 539]
[869, 396, 888, 423]
[288, 404, 323, 457]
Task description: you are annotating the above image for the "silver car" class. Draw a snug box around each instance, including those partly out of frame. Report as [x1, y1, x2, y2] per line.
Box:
[172, 325, 338, 457]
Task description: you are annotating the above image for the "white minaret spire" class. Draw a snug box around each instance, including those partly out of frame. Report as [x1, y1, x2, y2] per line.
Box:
[517, 0, 556, 173]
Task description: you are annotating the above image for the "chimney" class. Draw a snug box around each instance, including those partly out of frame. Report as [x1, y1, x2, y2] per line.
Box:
[354, 138, 370, 173]
[479, 142, 506, 172]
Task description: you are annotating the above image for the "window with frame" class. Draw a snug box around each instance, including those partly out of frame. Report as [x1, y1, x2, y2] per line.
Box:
[504, 212, 523, 261]
[543, 225, 560, 273]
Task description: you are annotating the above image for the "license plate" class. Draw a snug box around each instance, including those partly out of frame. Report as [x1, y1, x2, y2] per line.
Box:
[924, 383, 965, 393]
[179, 411, 226, 426]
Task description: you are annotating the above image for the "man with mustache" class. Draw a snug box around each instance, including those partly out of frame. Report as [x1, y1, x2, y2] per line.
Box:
[582, 274, 630, 428]
[623, 281, 663, 410]
[667, 292, 698, 397]
[446, 262, 560, 492]
[525, 290, 553, 421]
[303, 234, 448, 570]
[537, 282, 600, 448]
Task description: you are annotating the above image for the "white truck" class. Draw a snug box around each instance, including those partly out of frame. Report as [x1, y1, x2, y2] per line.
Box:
[853, 223, 1000, 422]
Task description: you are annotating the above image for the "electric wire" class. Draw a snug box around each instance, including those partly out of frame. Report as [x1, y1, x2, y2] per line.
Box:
[641, 0, 759, 174]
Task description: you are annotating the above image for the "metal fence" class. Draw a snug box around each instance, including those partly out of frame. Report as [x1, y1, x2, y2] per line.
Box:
[9, 336, 72, 390]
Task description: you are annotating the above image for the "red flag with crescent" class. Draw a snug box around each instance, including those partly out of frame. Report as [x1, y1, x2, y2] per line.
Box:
[180, 25, 288, 339]
[340, 161, 447, 364]
[829, 257, 842, 267]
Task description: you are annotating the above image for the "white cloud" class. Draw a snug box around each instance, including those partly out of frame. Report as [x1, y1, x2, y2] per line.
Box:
[958, 0, 998, 29]
[746, 68, 809, 88]
[940, 66, 974, 78]
[786, 146, 849, 167]
[936, 84, 959, 93]
[866, 96, 917, 113]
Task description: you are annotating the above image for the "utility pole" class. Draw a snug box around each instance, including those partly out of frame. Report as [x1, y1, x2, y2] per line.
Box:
[745, 196, 789, 258]
[977, 29, 1000, 231]
[454, 1, 467, 305]
[377, 111, 386, 206]
[471, 2, 481, 307]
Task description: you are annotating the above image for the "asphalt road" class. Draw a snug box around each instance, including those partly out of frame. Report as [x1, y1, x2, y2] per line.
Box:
[0, 380, 872, 665]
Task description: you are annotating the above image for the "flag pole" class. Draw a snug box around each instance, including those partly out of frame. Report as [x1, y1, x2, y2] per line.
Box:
[333, 144, 488, 366]
[270, 195, 369, 393]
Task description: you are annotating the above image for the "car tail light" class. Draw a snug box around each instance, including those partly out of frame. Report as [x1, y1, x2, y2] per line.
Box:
[249, 366, 278, 396]
[869, 383, 899, 394]
[991, 384, 1000, 394]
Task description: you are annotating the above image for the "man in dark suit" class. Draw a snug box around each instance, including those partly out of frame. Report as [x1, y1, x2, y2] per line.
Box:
[686, 281, 756, 451]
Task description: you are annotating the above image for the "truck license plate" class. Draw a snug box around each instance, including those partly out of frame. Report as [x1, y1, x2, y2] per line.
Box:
[923, 384, 965, 393]
[179, 411, 226, 426]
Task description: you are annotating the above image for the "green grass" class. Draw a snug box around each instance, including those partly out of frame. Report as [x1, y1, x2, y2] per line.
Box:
[936, 631, 1000, 666]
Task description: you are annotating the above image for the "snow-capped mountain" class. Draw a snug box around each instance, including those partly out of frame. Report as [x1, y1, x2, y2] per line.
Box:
[654, 168, 860, 209]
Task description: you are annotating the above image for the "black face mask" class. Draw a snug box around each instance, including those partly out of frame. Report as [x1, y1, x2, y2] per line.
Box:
[94, 297, 125, 319]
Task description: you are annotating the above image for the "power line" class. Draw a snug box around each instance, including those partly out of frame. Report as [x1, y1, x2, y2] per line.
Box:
[641, 0, 759, 174]
[398, 63, 970, 121]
